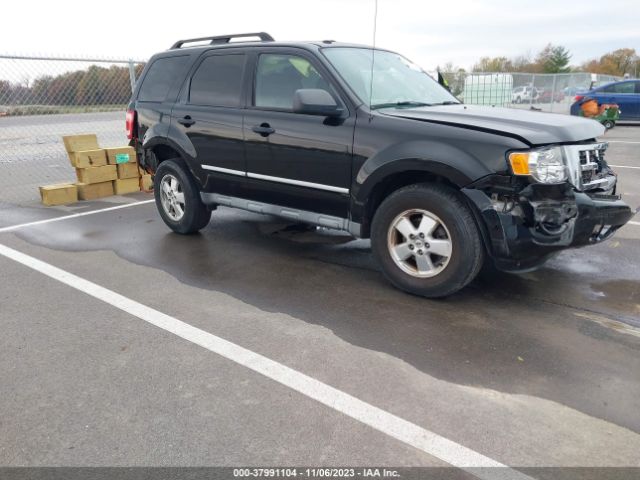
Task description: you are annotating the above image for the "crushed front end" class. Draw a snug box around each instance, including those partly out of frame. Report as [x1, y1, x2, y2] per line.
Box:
[463, 142, 635, 272]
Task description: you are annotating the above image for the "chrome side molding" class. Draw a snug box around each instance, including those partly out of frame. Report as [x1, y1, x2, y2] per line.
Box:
[246, 172, 349, 194]
[201, 165, 349, 194]
[201, 165, 245, 176]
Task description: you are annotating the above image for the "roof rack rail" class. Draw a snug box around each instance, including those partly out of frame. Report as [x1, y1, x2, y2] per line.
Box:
[170, 32, 275, 49]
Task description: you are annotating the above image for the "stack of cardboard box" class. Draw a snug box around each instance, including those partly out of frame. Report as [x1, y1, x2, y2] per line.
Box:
[106, 146, 140, 195]
[38, 134, 152, 206]
[64, 134, 117, 200]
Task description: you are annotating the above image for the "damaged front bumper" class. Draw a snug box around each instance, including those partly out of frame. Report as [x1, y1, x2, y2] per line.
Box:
[463, 179, 635, 272]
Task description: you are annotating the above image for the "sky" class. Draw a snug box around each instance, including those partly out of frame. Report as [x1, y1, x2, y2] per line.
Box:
[1, 0, 639, 71]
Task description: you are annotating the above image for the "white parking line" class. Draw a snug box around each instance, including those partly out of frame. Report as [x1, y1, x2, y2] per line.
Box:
[607, 141, 640, 144]
[629, 221, 640, 226]
[0, 199, 155, 233]
[609, 164, 640, 170]
[0, 242, 532, 480]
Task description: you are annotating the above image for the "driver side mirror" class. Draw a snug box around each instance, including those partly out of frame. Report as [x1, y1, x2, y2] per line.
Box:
[293, 89, 341, 117]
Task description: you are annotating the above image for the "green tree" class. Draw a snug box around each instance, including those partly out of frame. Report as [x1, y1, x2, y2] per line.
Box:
[536, 44, 572, 73]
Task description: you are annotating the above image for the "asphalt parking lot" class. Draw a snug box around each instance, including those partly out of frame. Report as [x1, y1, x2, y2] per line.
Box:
[1, 126, 639, 479]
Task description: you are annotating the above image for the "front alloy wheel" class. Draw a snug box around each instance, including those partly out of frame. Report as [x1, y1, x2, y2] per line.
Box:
[387, 209, 452, 278]
[370, 183, 484, 298]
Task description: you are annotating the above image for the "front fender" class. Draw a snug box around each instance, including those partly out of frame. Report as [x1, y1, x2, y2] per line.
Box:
[353, 140, 494, 206]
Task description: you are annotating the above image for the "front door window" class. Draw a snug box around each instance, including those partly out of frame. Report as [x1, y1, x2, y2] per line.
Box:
[254, 54, 335, 110]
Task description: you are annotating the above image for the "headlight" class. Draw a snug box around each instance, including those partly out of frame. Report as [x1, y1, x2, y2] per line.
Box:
[508, 147, 567, 183]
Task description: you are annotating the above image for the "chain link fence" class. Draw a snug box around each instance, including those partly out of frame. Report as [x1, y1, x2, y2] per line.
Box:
[442, 71, 621, 113]
[0, 55, 145, 207]
[0, 53, 625, 208]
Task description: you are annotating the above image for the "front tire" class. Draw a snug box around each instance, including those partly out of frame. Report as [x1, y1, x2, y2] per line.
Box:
[154, 159, 211, 234]
[371, 183, 484, 298]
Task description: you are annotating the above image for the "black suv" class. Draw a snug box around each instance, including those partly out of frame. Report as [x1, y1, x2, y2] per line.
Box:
[127, 32, 633, 297]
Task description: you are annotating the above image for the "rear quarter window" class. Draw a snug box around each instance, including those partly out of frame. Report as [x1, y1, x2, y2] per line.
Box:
[138, 55, 190, 102]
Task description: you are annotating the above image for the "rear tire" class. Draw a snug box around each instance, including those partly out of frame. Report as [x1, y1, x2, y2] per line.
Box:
[371, 183, 484, 298]
[603, 120, 614, 130]
[154, 159, 211, 234]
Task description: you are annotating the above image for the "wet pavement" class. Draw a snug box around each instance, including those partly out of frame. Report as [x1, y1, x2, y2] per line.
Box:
[0, 126, 639, 473]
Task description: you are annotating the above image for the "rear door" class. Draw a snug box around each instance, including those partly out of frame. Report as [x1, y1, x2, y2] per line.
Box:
[170, 50, 249, 194]
[596, 81, 639, 119]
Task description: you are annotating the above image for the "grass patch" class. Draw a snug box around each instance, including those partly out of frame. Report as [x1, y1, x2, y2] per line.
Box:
[2, 105, 126, 116]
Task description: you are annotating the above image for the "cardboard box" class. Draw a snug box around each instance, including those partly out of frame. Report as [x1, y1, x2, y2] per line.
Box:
[70, 149, 107, 168]
[39, 183, 78, 206]
[105, 146, 137, 165]
[113, 178, 140, 195]
[76, 165, 117, 184]
[140, 174, 153, 191]
[117, 162, 140, 179]
[76, 181, 114, 200]
[63, 134, 99, 153]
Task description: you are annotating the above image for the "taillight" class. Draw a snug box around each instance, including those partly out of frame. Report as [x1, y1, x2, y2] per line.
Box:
[125, 109, 136, 140]
[574, 95, 584, 102]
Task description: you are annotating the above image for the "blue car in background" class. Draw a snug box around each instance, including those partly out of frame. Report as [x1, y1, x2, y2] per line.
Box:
[570, 79, 640, 120]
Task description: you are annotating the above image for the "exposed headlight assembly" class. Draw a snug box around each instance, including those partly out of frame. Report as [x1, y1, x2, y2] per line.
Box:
[508, 146, 567, 184]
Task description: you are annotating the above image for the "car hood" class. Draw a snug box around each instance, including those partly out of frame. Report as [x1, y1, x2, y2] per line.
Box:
[381, 104, 605, 146]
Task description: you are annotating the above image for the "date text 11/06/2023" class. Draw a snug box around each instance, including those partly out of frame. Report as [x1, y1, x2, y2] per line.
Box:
[232, 468, 401, 478]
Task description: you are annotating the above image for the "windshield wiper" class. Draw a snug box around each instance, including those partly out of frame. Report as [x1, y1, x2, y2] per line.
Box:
[429, 101, 461, 106]
[370, 101, 432, 110]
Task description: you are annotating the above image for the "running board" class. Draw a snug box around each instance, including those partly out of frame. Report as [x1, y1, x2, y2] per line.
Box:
[200, 192, 361, 236]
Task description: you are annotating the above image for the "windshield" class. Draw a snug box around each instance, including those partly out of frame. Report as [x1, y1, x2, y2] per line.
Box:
[322, 47, 459, 109]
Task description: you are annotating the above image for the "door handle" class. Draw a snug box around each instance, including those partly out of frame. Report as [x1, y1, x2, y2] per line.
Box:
[252, 123, 275, 137]
[177, 115, 196, 127]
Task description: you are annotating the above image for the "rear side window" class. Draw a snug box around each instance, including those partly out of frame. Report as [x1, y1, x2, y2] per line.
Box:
[602, 82, 635, 94]
[138, 56, 189, 102]
[189, 54, 245, 107]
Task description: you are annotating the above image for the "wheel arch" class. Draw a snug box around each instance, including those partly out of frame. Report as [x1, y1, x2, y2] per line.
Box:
[141, 136, 202, 186]
[357, 168, 459, 238]
[352, 148, 490, 237]
[354, 170, 494, 262]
